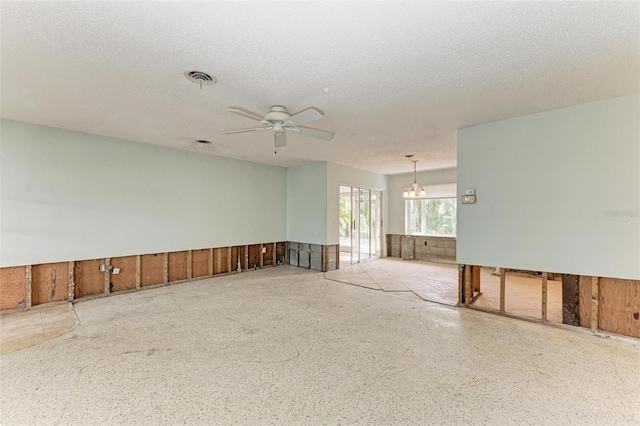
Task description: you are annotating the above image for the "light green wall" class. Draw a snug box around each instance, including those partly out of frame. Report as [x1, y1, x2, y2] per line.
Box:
[457, 94, 640, 280]
[0, 120, 287, 267]
[286, 162, 328, 244]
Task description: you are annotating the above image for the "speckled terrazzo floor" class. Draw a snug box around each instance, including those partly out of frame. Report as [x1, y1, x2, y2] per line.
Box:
[1, 265, 638, 425]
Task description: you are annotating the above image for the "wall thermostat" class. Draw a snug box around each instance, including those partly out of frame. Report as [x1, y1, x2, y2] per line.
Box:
[462, 195, 476, 204]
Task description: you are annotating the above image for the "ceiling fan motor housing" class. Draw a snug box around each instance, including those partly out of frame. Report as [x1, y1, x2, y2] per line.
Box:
[264, 105, 291, 123]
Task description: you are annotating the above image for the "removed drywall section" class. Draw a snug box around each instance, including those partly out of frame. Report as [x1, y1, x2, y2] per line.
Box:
[286, 162, 328, 245]
[387, 168, 457, 235]
[0, 119, 287, 267]
[457, 94, 639, 280]
[326, 162, 388, 245]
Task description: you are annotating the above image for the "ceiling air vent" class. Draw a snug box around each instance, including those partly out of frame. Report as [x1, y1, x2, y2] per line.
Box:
[184, 70, 217, 88]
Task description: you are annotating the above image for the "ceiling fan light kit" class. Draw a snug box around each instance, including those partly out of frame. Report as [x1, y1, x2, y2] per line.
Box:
[402, 155, 426, 199]
[223, 105, 335, 155]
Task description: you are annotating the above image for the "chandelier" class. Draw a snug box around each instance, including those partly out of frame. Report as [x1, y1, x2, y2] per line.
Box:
[402, 155, 426, 198]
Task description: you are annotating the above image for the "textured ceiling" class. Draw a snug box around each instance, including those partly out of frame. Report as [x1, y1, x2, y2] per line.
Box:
[1, 2, 638, 174]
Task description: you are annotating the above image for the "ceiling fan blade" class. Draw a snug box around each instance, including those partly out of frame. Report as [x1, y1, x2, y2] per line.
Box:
[292, 125, 335, 141]
[275, 132, 287, 147]
[227, 106, 264, 121]
[286, 107, 323, 126]
[222, 127, 267, 134]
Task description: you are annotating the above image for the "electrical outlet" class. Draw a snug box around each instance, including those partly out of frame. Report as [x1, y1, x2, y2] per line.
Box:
[261, 247, 267, 253]
[112, 267, 120, 275]
[464, 189, 475, 196]
[99, 264, 107, 272]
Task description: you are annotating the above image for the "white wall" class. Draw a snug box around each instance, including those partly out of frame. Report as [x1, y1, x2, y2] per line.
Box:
[0, 120, 287, 267]
[326, 163, 388, 245]
[457, 94, 640, 280]
[387, 168, 457, 235]
[286, 162, 328, 244]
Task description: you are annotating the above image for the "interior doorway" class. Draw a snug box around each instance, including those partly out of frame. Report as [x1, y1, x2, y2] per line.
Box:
[339, 185, 382, 264]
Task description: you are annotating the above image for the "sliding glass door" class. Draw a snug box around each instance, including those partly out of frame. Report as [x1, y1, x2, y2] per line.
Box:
[339, 185, 382, 264]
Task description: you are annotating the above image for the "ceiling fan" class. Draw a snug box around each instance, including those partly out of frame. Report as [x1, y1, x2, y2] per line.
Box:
[223, 105, 335, 153]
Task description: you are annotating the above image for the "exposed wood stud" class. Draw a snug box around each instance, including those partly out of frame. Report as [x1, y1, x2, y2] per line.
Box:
[541, 272, 548, 321]
[244, 245, 249, 270]
[227, 247, 232, 273]
[336, 244, 339, 270]
[272, 243, 277, 266]
[187, 250, 193, 279]
[464, 265, 472, 305]
[25, 265, 32, 310]
[591, 276, 599, 332]
[68, 261, 75, 302]
[457, 265, 463, 305]
[135, 255, 141, 290]
[260, 244, 264, 268]
[104, 258, 111, 295]
[209, 248, 214, 275]
[399, 235, 403, 259]
[163, 253, 169, 283]
[499, 268, 506, 313]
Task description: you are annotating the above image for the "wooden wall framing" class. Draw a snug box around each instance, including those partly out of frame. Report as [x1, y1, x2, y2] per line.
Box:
[0, 241, 289, 313]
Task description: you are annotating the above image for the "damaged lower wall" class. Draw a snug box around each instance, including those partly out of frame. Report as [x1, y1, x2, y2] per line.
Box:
[287, 242, 339, 272]
[386, 234, 456, 264]
[0, 242, 287, 312]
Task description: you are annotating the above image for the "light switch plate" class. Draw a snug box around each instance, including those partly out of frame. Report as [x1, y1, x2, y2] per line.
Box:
[464, 189, 475, 196]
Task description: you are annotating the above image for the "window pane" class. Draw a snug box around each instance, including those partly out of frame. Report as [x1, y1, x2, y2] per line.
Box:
[404, 198, 456, 237]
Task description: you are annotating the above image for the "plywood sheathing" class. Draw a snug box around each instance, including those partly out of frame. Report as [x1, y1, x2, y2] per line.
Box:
[599, 278, 640, 338]
[263, 243, 274, 267]
[141, 254, 164, 287]
[248, 245, 261, 270]
[213, 248, 226, 274]
[32, 262, 69, 306]
[110, 256, 137, 292]
[192, 249, 210, 278]
[168, 252, 188, 282]
[0, 266, 26, 310]
[74, 259, 104, 299]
